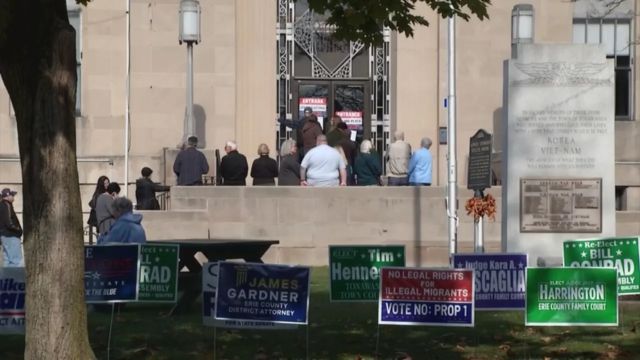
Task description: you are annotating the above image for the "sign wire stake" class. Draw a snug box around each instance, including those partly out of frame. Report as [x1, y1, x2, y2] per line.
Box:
[107, 303, 115, 360]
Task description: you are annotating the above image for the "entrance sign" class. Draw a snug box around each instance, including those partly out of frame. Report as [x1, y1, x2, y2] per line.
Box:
[564, 237, 640, 295]
[0, 267, 25, 334]
[202, 262, 297, 329]
[137, 244, 179, 302]
[453, 253, 527, 310]
[329, 245, 405, 302]
[378, 267, 474, 327]
[85, 245, 139, 303]
[335, 111, 363, 131]
[467, 129, 493, 190]
[299, 97, 327, 127]
[215, 262, 310, 325]
[526, 267, 617, 326]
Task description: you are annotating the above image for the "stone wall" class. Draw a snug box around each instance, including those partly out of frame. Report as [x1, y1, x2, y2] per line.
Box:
[142, 186, 503, 266]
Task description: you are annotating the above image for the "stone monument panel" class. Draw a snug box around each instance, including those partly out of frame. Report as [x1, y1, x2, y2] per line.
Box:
[502, 44, 615, 264]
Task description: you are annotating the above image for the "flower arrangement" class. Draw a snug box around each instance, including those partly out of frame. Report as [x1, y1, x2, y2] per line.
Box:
[465, 193, 497, 221]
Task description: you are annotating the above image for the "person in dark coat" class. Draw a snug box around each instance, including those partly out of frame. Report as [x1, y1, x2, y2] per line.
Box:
[326, 115, 344, 147]
[87, 175, 109, 231]
[250, 144, 278, 186]
[220, 140, 249, 186]
[354, 140, 382, 186]
[301, 114, 323, 156]
[336, 122, 358, 185]
[101, 197, 146, 244]
[278, 139, 300, 186]
[173, 136, 209, 185]
[135, 167, 170, 210]
[0, 188, 23, 267]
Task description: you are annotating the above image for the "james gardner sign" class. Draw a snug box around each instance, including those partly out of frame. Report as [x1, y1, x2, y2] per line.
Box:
[215, 262, 310, 325]
[526, 267, 618, 326]
[563, 237, 640, 295]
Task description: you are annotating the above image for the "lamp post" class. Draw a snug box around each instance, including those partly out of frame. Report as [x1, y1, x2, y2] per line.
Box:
[179, 0, 201, 142]
[511, 4, 534, 58]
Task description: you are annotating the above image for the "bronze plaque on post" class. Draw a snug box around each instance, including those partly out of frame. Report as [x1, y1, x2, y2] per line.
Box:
[467, 129, 493, 190]
[520, 178, 602, 233]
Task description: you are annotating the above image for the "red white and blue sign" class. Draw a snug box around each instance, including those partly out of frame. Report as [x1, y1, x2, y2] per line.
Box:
[378, 267, 474, 327]
[453, 253, 527, 310]
[215, 262, 310, 325]
[0, 267, 25, 334]
[84, 245, 139, 303]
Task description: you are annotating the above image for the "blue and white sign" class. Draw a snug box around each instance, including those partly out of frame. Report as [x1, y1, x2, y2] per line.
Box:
[453, 253, 527, 310]
[0, 267, 25, 334]
[84, 245, 139, 303]
[215, 262, 310, 325]
[202, 262, 297, 329]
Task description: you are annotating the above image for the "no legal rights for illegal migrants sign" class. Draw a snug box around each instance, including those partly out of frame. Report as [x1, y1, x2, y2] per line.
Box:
[378, 267, 474, 327]
[215, 262, 310, 325]
[563, 237, 640, 295]
[0, 267, 25, 334]
[526, 267, 618, 326]
[453, 253, 527, 310]
[329, 245, 405, 302]
[202, 262, 297, 330]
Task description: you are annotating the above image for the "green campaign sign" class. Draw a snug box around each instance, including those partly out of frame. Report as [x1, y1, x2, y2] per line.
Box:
[526, 267, 618, 326]
[329, 245, 405, 302]
[137, 244, 179, 302]
[563, 237, 640, 295]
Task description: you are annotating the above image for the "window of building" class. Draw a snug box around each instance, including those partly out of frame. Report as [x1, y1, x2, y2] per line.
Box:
[68, 9, 81, 116]
[573, 18, 632, 120]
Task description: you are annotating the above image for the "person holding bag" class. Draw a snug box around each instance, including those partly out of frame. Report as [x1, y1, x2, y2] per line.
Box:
[0, 188, 23, 267]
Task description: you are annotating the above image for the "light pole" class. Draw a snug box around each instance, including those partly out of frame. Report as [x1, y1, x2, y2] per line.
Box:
[511, 4, 534, 58]
[447, 14, 458, 260]
[179, 0, 201, 143]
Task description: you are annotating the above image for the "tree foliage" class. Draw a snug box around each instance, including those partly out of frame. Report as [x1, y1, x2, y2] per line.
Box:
[307, 0, 491, 45]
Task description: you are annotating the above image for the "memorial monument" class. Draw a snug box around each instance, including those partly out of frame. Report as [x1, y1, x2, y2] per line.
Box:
[502, 44, 615, 264]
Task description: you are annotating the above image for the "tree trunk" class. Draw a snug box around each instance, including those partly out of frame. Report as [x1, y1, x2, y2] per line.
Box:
[0, 1, 95, 359]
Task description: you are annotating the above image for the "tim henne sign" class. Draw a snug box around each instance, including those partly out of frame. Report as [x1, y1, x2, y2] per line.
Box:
[329, 245, 405, 302]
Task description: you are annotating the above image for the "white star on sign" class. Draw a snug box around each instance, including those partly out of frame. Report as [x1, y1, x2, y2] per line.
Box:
[616, 250, 623, 256]
[518, 263, 524, 269]
[581, 251, 587, 258]
[457, 263, 463, 268]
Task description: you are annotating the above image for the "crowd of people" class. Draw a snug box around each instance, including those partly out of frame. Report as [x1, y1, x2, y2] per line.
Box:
[170, 108, 433, 187]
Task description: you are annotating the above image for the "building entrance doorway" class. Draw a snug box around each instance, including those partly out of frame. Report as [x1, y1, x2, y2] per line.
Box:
[293, 80, 370, 142]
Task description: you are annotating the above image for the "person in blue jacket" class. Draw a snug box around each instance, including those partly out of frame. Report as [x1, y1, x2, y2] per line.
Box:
[408, 137, 433, 186]
[100, 197, 146, 244]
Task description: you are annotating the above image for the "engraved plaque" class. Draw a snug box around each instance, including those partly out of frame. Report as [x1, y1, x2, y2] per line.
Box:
[520, 178, 601, 233]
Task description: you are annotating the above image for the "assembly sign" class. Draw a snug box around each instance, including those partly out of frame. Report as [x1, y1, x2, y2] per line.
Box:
[0, 267, 25, 334]
[453, 253, 527, 310]
[137, 244, 179, 302]
[378, 267, 474, 327]
[215, 262, 310, 325]
[526, 267, 618, 326]
[563, 237, 640, 295]
[329, 245, 405, 302]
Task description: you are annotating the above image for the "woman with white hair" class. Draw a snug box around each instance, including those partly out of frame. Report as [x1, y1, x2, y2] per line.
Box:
[354, 139, 382, 186]
[278, 139, 301, 186]
[250, 143, 278, 186]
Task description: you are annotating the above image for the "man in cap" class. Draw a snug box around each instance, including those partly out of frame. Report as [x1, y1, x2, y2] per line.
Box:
[0, 188, 23, 266]
[173, 135, 210, 185]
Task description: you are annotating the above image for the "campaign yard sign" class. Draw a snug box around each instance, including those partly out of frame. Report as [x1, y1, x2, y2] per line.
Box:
[0, 267, 25, 334]
[85, 245, 139, 303]
[563, 237, 640, 295]
[453, 253, 527, 310]
[215, 262, 310, 325]
[202, 262, 297, 329]
[329, 245, 405, 302]
[378, 267, 474, 327]
[526, 267, 618, 326]
[137, 244, 179, 302]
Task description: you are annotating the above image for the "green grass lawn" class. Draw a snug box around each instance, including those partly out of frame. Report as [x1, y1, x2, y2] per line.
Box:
[2, 267, 640, 359]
